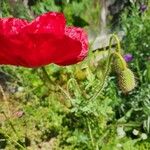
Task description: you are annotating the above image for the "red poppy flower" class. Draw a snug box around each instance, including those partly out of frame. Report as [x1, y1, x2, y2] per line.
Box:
[0, 12, 88, 68]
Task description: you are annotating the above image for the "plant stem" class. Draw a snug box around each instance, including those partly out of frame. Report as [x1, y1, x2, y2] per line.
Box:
[87, 119, 95, 149]
[2, 111, 19, 139]
[41, 67, 51, 83]
[0, 130, 26, 150]
[135, 59, 143, 83]
[89, 34, 122, 101]
[109, 34, 121, 53]
[37, 67, 56, 91]
[39, 67, 72, 103]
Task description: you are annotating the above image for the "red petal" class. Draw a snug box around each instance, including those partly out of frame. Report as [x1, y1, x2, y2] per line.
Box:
[0, 18, 28, 35]
[18, 27, 88, 67]
[0, 18, 29, 66]
[0, 12, 88, 68]
[52, 27, 88, 65]
[21, 12, 65, 38]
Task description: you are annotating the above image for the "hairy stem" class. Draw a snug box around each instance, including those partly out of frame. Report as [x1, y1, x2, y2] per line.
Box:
[39, 67, 72, 104]
[89, 34, 122, 101]
[109, 33, 121, 53]
[2, 111, 19, 139]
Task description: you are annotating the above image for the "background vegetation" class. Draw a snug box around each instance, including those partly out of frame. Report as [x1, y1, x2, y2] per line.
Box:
[0, 0, 150, 149]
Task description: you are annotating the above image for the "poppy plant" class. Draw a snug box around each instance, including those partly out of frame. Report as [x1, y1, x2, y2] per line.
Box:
[0, 12, 88, 68]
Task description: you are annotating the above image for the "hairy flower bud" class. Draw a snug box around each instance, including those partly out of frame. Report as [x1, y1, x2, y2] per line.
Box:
[118, 68, 136, 93]
[113, 57, 127, 74]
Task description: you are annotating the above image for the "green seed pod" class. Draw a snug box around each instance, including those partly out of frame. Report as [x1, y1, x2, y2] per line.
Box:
[118, 68, 136, 93]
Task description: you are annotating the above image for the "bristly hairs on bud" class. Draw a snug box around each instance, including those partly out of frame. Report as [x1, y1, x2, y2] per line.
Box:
[118, 68, 136, 93]
[89, 34, 121, 100]
[89, 34, 136, 101]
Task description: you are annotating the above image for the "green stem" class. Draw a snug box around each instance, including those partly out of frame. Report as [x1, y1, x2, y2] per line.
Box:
[87, 119, 95, 149]
[2, 111, 19, 139]
[37, 67, 56, 91]
[89, 34, 122, 101]
[41, 67, 52, 83]
[39, 67, 72, 104]
[0, 130, 26, 150]
[135, 59, 143, 83]
[67, 78, 82, 98]
[57, 85, 72, 105]
[109, 34, 121, 53]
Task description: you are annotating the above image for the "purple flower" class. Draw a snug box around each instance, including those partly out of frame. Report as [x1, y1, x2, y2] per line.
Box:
[124, 54, 133, 62]
[140, 4, 147, 12]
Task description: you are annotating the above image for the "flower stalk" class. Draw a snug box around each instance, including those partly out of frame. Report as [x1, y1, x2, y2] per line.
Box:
[39, 67, 72, 107]
[89, 34, 135, 100]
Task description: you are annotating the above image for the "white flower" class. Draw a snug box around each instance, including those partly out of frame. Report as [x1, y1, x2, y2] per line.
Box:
[141, 133, 148, 140]
[132, 129, 139, 136]
[117, 126, 126, 138]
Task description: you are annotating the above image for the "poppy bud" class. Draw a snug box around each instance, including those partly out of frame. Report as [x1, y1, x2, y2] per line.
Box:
[113, 53, 127, 74]
[118, 68, 136, 93]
